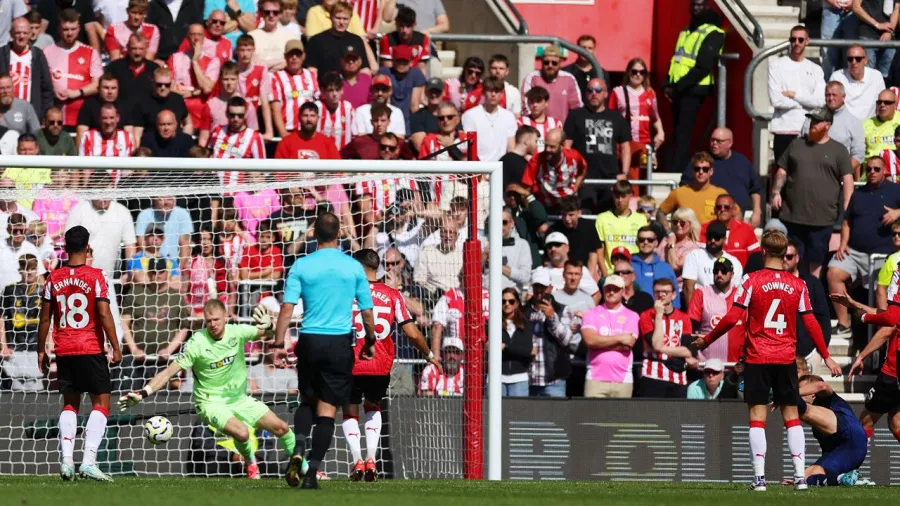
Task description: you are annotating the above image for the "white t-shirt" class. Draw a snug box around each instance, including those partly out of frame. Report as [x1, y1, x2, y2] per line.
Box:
[541, 265, 599, 297]
[503, 81, 522, 116]
[352, 103, 407, 136]
[681, 249, 743, 288]
[0, 205, 39, 240]
[461, 105, 517, 161]
[830, 67, 886, 122]
[376, 218, 426, 268]
[249, 27, 296, 66]
[0, 240, 45, 286]
[63, 200, 137, 274]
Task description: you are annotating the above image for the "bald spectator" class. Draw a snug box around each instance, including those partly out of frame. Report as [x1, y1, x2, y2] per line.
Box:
[413, 218, 463, 298]
[802, 81, 864, 179]
[249, 0, 296, 71]
[140, 109, 195, 157]
[168, 23, 222, 127]
[863, 88, 900, 160]
[0, 0, 27, 48]
[699, 194, 759, 268]
[522, 128, 587, 209]
[521, 45, 582, 124]
[176, 10, 234, 62]
[830, 44, 884, 121]
[0, 17, 54, 120]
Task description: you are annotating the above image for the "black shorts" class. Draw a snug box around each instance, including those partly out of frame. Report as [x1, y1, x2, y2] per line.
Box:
[56, 354, 111, 395]
[636, 377, 687, 399]
[350, 375, 391, 405]
[864, 372, 900, 414]
[744, 362, 798, 406]
[295, 332, 355, 407]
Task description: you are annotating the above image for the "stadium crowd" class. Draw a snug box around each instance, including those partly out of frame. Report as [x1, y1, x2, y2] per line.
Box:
[0, 0, 899, 403]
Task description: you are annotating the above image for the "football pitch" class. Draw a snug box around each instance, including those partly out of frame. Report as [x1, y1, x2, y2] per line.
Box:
[1, 477, 896, 506]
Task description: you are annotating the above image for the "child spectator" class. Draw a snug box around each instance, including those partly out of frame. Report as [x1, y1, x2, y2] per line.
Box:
[26, 220, 58, 271]
[238, 220, 284, 281]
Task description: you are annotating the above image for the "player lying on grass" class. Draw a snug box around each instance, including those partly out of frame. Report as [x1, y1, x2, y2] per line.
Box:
[118, 299, 297, 481]
[776, 375, 867, 487]
[343, 249, 441, 482]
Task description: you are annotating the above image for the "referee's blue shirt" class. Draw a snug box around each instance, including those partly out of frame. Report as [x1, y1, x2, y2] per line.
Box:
[283, 248, 374, 335]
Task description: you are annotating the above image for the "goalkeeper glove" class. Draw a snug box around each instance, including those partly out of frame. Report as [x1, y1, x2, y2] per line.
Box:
[253, 304, 274, 331]
[117, 386, 153, 411]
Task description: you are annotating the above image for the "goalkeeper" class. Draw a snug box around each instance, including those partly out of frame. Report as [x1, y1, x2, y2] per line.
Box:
[118, 299, 296, 481]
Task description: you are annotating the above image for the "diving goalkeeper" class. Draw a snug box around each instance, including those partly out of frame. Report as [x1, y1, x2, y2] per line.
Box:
[118, 299, 297, 480]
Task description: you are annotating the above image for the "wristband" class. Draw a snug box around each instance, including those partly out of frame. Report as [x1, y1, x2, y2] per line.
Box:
[427, 351, 434, 360]
[142, 385, 154, 398]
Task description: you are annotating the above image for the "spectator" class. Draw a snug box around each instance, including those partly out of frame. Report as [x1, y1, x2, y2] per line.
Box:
[277, 0, 302, 38]
[661, 151, 731, 223]
[522, 128, 586, 209]
[562, 34, 602, 104]
[314, 72, 354, 150]
[0, 255, 43, 391]
[234, 171, 280, 243]
[564, 77, 631, 211]
[168, 23, 222, 127]
[340, 44, 371, 109]
[682, 221, 742, 304]
[120, 257, 192, 390]
[45, 9, 103, 128]
[551, 260, 596, 317]
[249, 0, 296, 71]
[686, 358, 736, 400]
[613, 256, 655, 316]
[609, 57, 664, 185]
[36, 107, 75, 156]
[351, 73, 405, 136]
[505, 182, 549, 267]
[461, 76, 516, 162]
[500, 287, 533, 397]
[105, 34, 161, 121]
[0, 0, 25, 49]
[637, 278, 696, 398]
[413, 218, 463, 297]
[381, 246, 429, 323]
[548, 195, 602, 279]
[268, 187, 313, 269]
[687, 256, 743, 363]
[535, 232, 599, 300]
[442, 56, 483, 114]
[663, 0, 723, 176]
[140, 109, 195, 157]
[39, 0, 100, 52]
[32, 170, 77, 244]
[132, 68, 192, 145]
[785, 240, 832, 374]
[595, 180, 647, 276]
[185, 226, 230, 315]
[831, 44, 884, 121]
[207, 96, 266, 160]
[379, 5, 429, 72]
[519, 86, 562, 154]
[767, 25, 826, 162]
[78, 103, 134, 159]
[234, 35, 274, 138]
[215, 207, 248, 277]
[126, 224, 179, 284]
[637, 196, 668, 250]
[525, 268, 575, 397]
[409, 77, 446, 150]
[200, 67, 263, 146]
[419, 338, 464, 397]
[0, 214, 46, 286]
[429, 270, 490, 357]
[305, 0, 368, 38]
[521, 45, 582, 124]
[63, 180, 137, 276]
[679, 128, 763, 227]
[104, 0, 160, 61]
[772, 107, 854, 277]
[26, 11, 53, 51]
[876, 219, 900, 308]
[821, 0, 855, 77]
[375, 192, 436, 269]
[176, 10, 233, 62]
[852, 0, 899, 77]
[274, 101, 340, 160]
[378, 45, 425, 132]
[500, 124, 538, 189]
[238, 220, 284, 280]
[417, 101, 476, 165]
[700, 194, 760, 267]
[0, 17, 53, 120]
[76, 74, 132, 147]
[341, 103, 411, 159]
[147, 0, 205, 60]
[0, 74, 38, 135]
[631, 225, 679, 307]
[355, 163, 417, 247]
[864, 88, 900, 159]
[805, 81, 866, 179]
[580, 275, 638, 398]
[136, 196, 193, 269]
[488, 54, 522, 117]
[249, 350, 299, 393]
[827, 156, 900, 336]
[1, 136, 45, 205]
[500, 207, 531, 291]
[269, 40, 319, 138]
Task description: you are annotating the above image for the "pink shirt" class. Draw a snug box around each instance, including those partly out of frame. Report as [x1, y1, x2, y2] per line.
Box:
[33, 198, 79, 238]
[233, 189, 279, 242]
[581, 304, 639, 383]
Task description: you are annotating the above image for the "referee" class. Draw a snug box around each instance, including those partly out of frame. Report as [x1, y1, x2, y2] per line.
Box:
[274, 212, 375, 489]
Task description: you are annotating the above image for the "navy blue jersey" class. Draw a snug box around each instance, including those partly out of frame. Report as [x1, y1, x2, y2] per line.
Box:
[813, 393, 859, 453]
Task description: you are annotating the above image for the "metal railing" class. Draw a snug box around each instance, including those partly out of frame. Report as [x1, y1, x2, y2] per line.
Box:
[547, 179, 678, 220]
[491, 0, 529, 35]
[744, 39, 900, 121]
[717, 53, 740, 128]
[719, 0, 765, 48]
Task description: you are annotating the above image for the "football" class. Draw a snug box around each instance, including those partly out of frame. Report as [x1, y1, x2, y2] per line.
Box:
[143, 416, 174, 445]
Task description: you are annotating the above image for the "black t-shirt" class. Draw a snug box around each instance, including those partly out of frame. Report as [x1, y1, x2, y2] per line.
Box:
[134, 93, 189, 129]
[563, 107, 631, 179]
[410, 107, 439, 135]
[562, 63, 599, 105]
[500, 152, 527, 189]
[76, 97, 132, 129]
[304, 30, 368, 76]
[40, 0, 97, 46]
[2, 283, 40, 352]
[548, 218, 601, 265]
[269, 207, 314, 270]
[859, 0, 899, 39]
[105, 59, 160, 114]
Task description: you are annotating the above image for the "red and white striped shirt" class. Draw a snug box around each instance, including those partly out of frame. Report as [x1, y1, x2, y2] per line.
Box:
[314, 99, 353, 150]
[638, 308, 690, 385]
[78, 129, 134, 157]
[269, 69, 319, 131]
[9, 48, 32, 102]
[239, 62, 271, 108]
[207, 125, 265, 160]
[418, 131, 478, 162]
[351, 0, 381, 34]
[419, 363, 464, 397]
[177, 33, 233, 62]
[354, 177, 417, 211]
[521, 147, 586, 203]
[44, 42, 103, 126]
[518, 115, 562, 152]
[168, 52, 222, 124]
[882, 148, 899, 182]
[104, 22, 160, 56]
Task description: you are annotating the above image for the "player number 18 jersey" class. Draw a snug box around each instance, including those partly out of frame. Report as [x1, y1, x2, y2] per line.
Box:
[352, 282, 413, 376]
[42, 265, 110, 356]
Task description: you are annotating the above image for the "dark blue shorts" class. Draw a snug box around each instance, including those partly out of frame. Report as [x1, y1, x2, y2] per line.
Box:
[783, 221, 833, 266]
[815, 415, 868, 480]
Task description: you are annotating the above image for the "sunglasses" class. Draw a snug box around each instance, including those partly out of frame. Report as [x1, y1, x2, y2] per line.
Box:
[384, 260, 402, 267]
[262, 9, 281, 15]
[502, 299, 517, 306]
[502, 220, 510, 225]
[703, 369, 722, 375]
[47, 120, 63, 126]
[715, 204, 732, 211]
[465, 68, 483, 76]
[155, 82, 171, 88]
[542, 59, 560, 67]
[630, 69, 647, 76]
[789, 36, 806, 43]
[693, 165, 711, 173]
[438, 114, 457, 121]
[614, 270, 634, 276]
[226, 112, 244, 118]
[878, 100, 896, 106]
[784, 253, 797, 260]
[893, 232, 900, 238]
[9, 229, 26, 235]
[379, 144, 399, 151]
[674, 220, 689, 227]
[586, 87, 606, 94]
[209, 19, 226, 25]
[847, 56, 865, 63]
[638, 207, 655, 213]
[710, 137, 730, 144]
[867, 165, 883, 172]
[637, 237, 656, 243]
[654, 289, 673, 295]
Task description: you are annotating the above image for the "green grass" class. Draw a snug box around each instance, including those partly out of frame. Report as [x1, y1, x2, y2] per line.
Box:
[0, 477, 896, 506]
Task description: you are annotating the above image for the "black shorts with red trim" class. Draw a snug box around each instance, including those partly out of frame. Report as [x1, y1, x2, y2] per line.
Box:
[744, 362, 797, 406]
[865, 372, 900, 414]
[349, 375, 391, 405]
[56, 354, 111, 395]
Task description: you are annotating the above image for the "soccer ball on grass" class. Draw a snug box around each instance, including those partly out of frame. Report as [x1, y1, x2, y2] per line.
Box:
[143, 416, 174, 445]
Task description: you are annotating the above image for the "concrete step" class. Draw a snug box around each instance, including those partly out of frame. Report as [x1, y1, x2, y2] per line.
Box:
[741, 0, 784, 6]
[442, 66, 462, 80]
[828, 337, 851, 356]
[748, 5, 800, 23]
[437, 49, 456, 66]
[825, 374, 877, 394]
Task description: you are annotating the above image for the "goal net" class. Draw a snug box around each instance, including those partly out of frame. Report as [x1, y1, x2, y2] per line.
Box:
[0, 158, 501, 480]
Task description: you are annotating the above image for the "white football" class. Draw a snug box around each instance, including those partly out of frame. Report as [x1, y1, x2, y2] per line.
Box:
[143, 416, 174, 445]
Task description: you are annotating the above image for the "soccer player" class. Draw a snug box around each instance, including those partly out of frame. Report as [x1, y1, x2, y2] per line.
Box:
[343, 249, 439, 481]
[117, 299, 297, 481]
[37, 226, 122, 482]
[273, 212, 376, 489]
[693, 231, 841, 491]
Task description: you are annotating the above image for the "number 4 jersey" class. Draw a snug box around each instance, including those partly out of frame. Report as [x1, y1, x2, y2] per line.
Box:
[42, 264, 111, 356]
[352, 281, 413, 376]
[733, 267, 812, 365]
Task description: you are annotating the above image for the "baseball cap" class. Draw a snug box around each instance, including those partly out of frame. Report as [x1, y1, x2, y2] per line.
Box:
[806, 107, 833, 123]
[531, 267, 551, 287]
[341, 45, 359, 58]
[442, 337, 464, 351]
[703, 358, 725, 373]
[147, 257, 168, 272]
[712, 256, 734, 273]
[284, 39, 304, 54]
[372, 74, 393, 88]
[764, 218, 788, 235]
[426, 77, 444, 92]
[391, 45, 414, 62]
[603, 275, 625, 289]
[610, 246, 632, 262]
[706, 221, 727, 240]
[544, 231, 569, 247]
[539, 45, 562, 59]
[145, 223, 165, 236]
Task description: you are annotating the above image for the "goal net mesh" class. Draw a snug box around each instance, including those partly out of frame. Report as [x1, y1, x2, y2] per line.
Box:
[0, 166, 490, 480]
